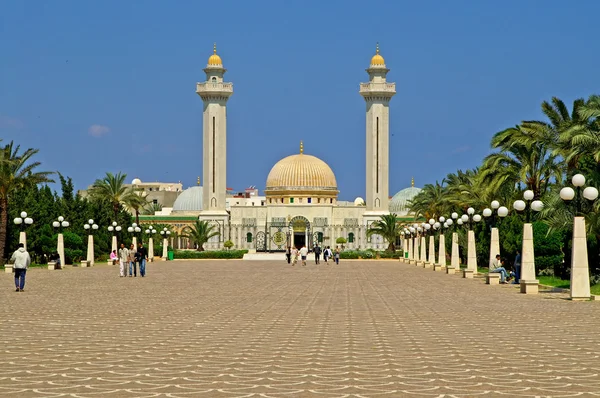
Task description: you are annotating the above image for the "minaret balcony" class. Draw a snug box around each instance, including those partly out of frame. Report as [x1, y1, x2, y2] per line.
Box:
[359, 82, 396, 98]
[196, 82, 234, 96]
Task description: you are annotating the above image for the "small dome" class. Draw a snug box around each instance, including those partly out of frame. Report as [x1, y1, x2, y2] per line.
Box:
[370, 43, 385, 66]
[265, 142, 337, 197]
[389, 186, 422, 214]
[354, 197, 365, 206]
[173, 186, 203, 212]
[131, 178, 142, 185]
[207, 43, 223, 66]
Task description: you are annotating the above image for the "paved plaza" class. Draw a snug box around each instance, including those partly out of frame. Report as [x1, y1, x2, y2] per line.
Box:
[1, 260, 600, 397]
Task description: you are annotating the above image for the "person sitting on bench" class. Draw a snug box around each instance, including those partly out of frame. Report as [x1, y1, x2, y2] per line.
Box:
[490, 254, 509, 284]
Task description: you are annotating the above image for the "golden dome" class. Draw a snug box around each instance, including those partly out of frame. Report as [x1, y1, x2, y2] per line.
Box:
[265, 142, 338, 196]
[370, 43, 385, 66]
[207, 43, 223, 66]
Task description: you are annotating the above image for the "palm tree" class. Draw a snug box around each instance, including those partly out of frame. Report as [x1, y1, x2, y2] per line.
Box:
[0, 141, 54, 260]
[142, 202, 163, 215]
[183, 220, 220, 251]
[408, 181, 446, 220]
[560, 95, 600, 165]
[123, 187, 150, 224]
[366, 213, 400, 252]
[88, 172, 136, 222]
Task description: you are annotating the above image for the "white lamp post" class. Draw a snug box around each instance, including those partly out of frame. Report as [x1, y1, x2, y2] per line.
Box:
[513, 190, 543, 294]
[52, 216, 69, 268]
[128, 223, 142, 248]
[425, 222, 434, 268]
[560, 174, 599, 300]
[417, 225, 426, 266]
[435, 216, 447, 271]
[460, 208, 482, 278]
[83, 219, 99, 266]
[145, 226, 157, 261]
[483, 201, 508, 271]
[408, 227, 415, 263]
[107, 221, 122, 253]
[13, 211, 33, 250]
[160, 227, 171, 260]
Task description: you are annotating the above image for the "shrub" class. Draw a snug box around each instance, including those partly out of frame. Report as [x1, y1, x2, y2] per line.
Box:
[173, 250, 248, 259]
[339, 250, 402, 259]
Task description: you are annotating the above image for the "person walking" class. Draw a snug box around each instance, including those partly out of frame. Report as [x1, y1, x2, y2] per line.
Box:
[299, 245, 309, 266]
[334, 246, 341, 265]
[128, 244, 137, 276]
[118, 243, 129, 277]
[513, 250, 521, 284]
[285, 246, 291, 264]
[314, 245, 321, 265]
[137, 243, 148, 277]
[11, 243, 31, 292]
[291, 247, 299, 266]
[323, 246, 331, 264]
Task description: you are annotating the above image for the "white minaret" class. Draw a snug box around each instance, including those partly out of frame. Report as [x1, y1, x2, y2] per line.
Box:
[360, 43, 395, 213]
[196, 44, 233, 214]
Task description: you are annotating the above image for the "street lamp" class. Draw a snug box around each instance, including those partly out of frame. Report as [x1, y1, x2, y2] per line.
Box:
[145, 225, 158, 261]
[128, 223, 142, 248]
[83, 219, 99, 266]
[160, 227, 171, 260]
[560, 174, 599, 300]
[408, 227, 416, 263]
[107, 221, 122, 253]
[13, 211, 33, 250]
[483, 201, 509, 270]
[513, 190, 543, 294]
[435, 216, 447, 270]
[52, 216, 69, 268]
[459, 207, 482, 277]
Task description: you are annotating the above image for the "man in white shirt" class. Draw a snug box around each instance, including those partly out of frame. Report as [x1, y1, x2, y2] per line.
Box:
[299, 245, 309, 266]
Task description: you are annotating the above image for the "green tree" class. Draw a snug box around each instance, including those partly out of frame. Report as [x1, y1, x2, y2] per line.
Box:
[0, 141, 54, 260]
[183, 220, 220, 251]
[88, 172, 136, 222]
[124, 188, 150, 225]
[224, 240, 234, 250]
[366, 213, 400, 252]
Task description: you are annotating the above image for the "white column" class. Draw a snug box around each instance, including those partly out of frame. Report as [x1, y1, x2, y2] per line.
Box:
[57, 233, 65, 268]
[520, 223, 539, 294]
[428, 235, 435, 265]
[163, 238, 169, 259]
[570, 216, 591, 300]
[450, 232, 460, 270]
[148, 237, 154, 260]
[407, 237, 412, 260]
[19, 231, 27, 251]
[467, 230, 477, 272]
[438, 234, 446, 266]
[489, 227, 500, 268]
[420, 236, 427, 266]
[111, 235, 117, 253]
[87, 235, 95, 266]
[132, 236, 138, 250]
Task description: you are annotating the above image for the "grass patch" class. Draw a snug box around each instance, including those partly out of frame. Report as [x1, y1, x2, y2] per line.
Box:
[538, 275, 570, 289]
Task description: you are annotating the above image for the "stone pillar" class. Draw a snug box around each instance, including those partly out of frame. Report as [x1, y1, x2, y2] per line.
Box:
[163, 238, 169, 259]
[420, 236, 427, 267]
[407, 237, 412, 261]
[148, 237, 154, 260]
[489, 227, 500, 268]
[520, 223, 539, 294]
[111, 235, 117, 254]
[132, 236, 138, 250]
[19, 231, 26, 251]
[428, 236, 435, 265]
[467, 230, 477, 272]
[87, 235, 95, 266]
[57, 233, 65, 268]
[570, 216, 590, 300]
[449, 232, 459, 274]
[438, 234, 446, 266]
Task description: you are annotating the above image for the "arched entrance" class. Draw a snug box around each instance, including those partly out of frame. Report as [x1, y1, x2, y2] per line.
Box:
[288, 216, 311, 250]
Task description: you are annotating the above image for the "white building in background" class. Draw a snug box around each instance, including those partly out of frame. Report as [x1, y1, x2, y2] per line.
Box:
[140, 44, 421, 251]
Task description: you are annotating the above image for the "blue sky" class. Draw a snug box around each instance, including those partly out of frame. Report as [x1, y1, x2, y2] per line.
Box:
[1, 1, 598, 200]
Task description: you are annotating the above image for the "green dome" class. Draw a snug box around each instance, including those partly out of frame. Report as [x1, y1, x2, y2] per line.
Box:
[389, 186, 422, 214]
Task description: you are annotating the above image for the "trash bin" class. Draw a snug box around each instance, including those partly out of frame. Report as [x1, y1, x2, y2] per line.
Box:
[167, 251, 174, 261]
[405, 251, 408, 258]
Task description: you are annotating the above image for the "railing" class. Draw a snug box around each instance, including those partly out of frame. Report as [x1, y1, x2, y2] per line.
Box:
[359, 82, 396, 91]
[196, 82, 234, 92]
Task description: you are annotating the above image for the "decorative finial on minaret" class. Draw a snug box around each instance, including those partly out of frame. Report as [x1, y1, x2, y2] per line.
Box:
[213, 42, 217, 54]
[376, 42, 380, 54]
[300, 140, 304, 154]
[411, 177, 414, 187]
[197, 176, 201, 186]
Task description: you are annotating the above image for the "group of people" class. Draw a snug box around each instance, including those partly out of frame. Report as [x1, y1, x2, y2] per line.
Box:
[112, 243, 149, 277]
[285, 245, 340, 266]
[490, 251, 521, 284]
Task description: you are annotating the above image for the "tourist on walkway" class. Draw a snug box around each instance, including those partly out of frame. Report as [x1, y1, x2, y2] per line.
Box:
[285, 246, 291, 264]
[323, 246, 331, 264]
[137, 243, 148, 277]
[490, 254, 509, 283]
[513, 250, 521, 284]
[128, 244, 137, 276]
[299, 245, 308, 266]
[314, 245, 321, 264]
[291, 247, 299, 266]
[118, 243, 129, 277]
[11, 243, 31, 292]
[334, 246, 340, 264]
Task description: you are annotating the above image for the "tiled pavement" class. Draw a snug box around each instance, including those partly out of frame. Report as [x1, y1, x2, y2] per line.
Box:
[1, 260, 599, 398]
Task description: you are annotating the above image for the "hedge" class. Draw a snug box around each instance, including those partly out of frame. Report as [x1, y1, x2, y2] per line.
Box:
[173, 250, 248, 259]
[340, 250, 404, 259]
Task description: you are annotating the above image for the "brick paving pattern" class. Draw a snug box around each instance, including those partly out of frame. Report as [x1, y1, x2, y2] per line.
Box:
[1, 260, 599, 397]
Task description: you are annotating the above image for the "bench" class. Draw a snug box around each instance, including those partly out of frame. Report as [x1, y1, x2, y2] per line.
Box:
[48, 261, 57, 270]
[433, 264, 445, 272]
[80, 260, 89, 268]
[463, 269, 475, 279]
[5, 264, 13, 274]
[107, 260, 116, 266]
[486, 273, 501, 285]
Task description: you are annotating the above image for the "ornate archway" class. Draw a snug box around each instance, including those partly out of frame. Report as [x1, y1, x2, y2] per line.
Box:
[288, 216, 312, 250]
